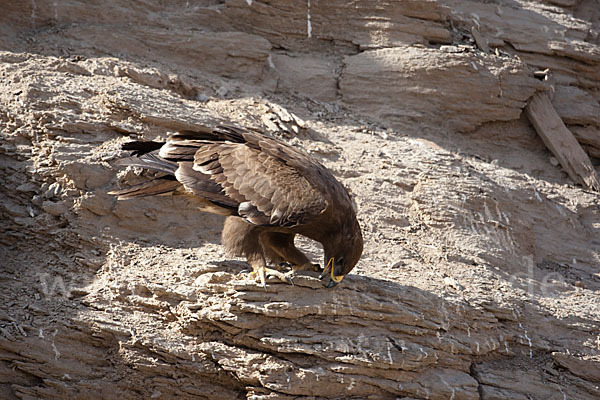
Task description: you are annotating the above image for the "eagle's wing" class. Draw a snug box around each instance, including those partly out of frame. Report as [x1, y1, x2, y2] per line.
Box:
[160, 127, 329, 227]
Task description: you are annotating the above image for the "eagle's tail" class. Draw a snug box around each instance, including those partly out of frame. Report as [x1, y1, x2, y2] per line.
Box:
[115, 152, 178, 175]
[108, 177, 181, 200]
[110, 141, 181, 199]
[122, 140, 164, 155]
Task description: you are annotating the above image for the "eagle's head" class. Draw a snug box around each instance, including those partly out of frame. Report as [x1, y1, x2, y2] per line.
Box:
[320, 219, 363, 288]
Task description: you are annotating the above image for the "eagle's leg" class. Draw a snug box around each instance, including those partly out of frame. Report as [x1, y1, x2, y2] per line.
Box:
[222, 218, 293, 287]
[260, 232, 320, 278]
[246, 253, 294, 289]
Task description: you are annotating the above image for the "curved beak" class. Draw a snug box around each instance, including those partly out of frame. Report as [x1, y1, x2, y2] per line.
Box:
[319, 257, 344, 288]
[318, 257, 334, 280]
[325, 278, 339, 288]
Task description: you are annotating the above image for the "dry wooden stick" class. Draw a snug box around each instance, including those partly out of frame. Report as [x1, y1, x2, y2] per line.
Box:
[525, 91, 600, 191]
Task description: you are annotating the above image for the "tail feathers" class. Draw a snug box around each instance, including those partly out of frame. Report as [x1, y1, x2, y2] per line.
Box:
[108, 179, 181, 200]
[173, 125, 246, 144]
[116, 152, 178, 174]
[170, 126, 218, 142]
[122, 140, 164, 156]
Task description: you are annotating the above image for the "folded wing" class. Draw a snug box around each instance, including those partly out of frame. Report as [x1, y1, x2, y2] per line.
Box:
[116, 126, 329, 228]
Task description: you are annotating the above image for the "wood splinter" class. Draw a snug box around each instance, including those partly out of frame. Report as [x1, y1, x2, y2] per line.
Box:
[525, 90, 600, 192]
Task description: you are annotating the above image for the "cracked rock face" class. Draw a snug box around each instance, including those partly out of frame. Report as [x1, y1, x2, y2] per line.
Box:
[340, 46, 544, 132]
[1, 1, 600, 399]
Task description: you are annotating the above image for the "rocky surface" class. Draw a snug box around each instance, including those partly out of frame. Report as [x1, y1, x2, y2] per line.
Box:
[1, 0, 600, 399]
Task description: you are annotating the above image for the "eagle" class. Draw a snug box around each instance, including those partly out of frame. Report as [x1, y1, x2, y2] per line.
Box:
[109, 125, 363, 288]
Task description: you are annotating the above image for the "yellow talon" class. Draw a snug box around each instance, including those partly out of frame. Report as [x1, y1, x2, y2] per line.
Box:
[257, 266, 267, 290]
[244, 265, 294, 289]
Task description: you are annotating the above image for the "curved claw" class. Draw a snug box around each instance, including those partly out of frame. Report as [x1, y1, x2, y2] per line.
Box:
[284, 271, 296, 286]
[254, 266, 296, 288]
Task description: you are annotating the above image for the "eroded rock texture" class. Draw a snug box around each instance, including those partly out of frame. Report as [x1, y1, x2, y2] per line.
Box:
[1, 1, 600, 399]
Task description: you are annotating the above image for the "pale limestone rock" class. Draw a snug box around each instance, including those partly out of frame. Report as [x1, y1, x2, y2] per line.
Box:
[0, 0, 600, 399]
[224, 0, 452, 48]
[340, 46, 544, 132]
[271, 53, 338, 101]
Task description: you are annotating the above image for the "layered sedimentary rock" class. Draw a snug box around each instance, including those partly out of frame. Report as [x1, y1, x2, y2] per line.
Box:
[1, 1, 600, 399]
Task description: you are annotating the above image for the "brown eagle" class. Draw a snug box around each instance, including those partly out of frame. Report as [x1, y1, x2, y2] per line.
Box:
[110, 125, 363, 288]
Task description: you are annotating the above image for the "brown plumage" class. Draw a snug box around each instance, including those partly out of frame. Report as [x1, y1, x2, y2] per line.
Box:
[110, 125, 363, 288]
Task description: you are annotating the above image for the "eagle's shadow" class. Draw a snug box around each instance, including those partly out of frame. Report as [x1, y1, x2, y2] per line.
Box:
[104, 195, 226, 248]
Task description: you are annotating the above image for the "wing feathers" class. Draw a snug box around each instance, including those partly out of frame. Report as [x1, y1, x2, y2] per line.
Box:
[174, 163, 237, 209]
[116, 152, 178, 174]
[108, 178, 180, 199]
[116, 126, 328, 227]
